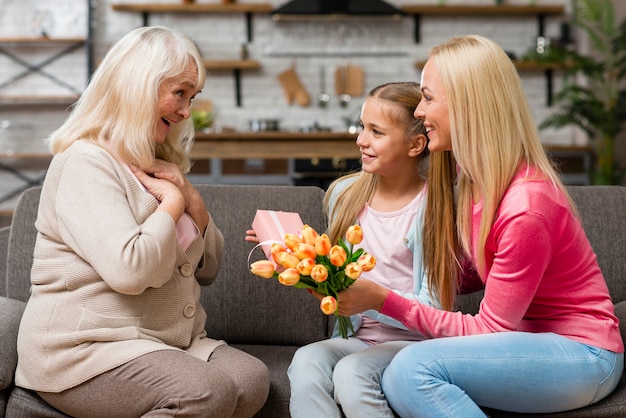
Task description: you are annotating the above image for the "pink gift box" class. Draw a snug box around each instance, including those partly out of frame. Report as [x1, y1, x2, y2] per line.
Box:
[252, 209, 304, 263]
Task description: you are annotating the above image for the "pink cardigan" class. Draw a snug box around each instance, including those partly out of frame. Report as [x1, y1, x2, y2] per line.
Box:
[381, 169, 624, 353]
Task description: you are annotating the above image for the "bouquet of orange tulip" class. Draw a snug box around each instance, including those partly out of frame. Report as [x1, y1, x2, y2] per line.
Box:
[250, 224, 376, 339]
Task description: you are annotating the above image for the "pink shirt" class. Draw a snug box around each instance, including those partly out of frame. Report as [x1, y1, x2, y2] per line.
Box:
[381, 168, 624, 353]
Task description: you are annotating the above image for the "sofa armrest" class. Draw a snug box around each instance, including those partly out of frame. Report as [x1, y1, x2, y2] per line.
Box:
[0, 297, 26, 391]
[0, 226, 9, 298]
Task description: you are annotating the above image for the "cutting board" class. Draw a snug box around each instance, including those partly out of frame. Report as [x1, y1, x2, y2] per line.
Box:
[334, 64, 365, 97]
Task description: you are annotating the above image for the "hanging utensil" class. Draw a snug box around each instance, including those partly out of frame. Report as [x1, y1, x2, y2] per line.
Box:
[317, 66, 330, 108]
[335, 65, 351, 108]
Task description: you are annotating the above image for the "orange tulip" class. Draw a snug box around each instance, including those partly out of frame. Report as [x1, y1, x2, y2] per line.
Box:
[278, 268, 300, 286]
[315, 233, 331, 256]
[329, 245, 347, 267]
[320, 295, 337, 315]
[250, 260, 275, 279]
[311, 264, 328, 283]
[277, 251, 300, 269]
[301, 224, 319, 246]
[346, 225, 363, 245]
[295, 243, 317, 260]
[270, 243, 286, 264]
[344, 262, 362, 280]
[357, 253, 376, 272]
[296, 258, 315, 276]
[284, 233, 303, 251]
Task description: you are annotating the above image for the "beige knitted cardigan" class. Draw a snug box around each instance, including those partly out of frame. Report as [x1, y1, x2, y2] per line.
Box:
[15, 141, 225, 392]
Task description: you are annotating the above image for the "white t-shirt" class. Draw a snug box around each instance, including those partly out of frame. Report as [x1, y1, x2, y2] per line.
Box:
[355, 188, 427, 345]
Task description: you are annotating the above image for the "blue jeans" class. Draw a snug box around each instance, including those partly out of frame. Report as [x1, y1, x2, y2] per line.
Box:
[382, 332, 624, 418]
[288, 337, 416, 418]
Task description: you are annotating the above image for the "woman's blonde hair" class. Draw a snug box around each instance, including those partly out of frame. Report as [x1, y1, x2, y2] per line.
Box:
[423, 150, 458, 311]
[324, 81, 427, 244]
[47, 26, 205, 172]
[428, 34, 573, 279]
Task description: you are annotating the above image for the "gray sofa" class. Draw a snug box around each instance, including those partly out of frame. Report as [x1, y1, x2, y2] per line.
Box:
[1, 184, 626, 418]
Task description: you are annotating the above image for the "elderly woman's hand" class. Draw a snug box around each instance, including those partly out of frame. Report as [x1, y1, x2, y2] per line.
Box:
[144, 159, 209, 231]
[131, 164, 185, 221]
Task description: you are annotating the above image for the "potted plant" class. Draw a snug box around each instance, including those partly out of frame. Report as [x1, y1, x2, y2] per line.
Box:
[540, 0, 626, 185]
[191, 100, 214, 132]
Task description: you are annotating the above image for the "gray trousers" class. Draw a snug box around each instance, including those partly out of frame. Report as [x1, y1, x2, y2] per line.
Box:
[38, 345, 270, 418]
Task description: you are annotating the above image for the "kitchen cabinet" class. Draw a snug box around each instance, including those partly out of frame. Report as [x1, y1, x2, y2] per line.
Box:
[189, 131, 359, 186]
[111, 3, 271, 106]
[189, 132, 592, 186]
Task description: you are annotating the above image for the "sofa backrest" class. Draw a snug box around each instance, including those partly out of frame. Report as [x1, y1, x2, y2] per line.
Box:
[455, 185, 626, 313]
[197, 184, 330, 346]
[5, 185, 625, 343]
[5, 187, 40, 302]
[5, 184, 330, 346]
[0, 226, 10, 297]
[568, 186, 626, 303]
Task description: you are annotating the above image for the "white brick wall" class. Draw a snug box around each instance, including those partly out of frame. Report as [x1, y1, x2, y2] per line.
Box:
[93, 0, 573, 140]
[1, 0, 592, 210]
[0, 0, 574, 136]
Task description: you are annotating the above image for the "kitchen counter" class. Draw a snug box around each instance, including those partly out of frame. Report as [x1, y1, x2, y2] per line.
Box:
[191, 131, 360, 159]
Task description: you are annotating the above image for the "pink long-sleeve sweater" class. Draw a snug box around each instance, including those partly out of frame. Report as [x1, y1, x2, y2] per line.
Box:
[381, 168, 624, 353]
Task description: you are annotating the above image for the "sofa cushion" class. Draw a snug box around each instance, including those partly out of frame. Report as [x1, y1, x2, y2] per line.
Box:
[199, 184, 331, 346]
[234, 344, 299, 418]
[6, 387, 70, 418]
[484, 374, 626, 417]
[0, 297, 26, 390]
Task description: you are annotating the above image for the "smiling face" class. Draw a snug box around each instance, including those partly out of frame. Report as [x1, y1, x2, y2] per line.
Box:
[155, 61, 201, 143]
[415, 59, 452, 153]
[356, 97, 425, 178]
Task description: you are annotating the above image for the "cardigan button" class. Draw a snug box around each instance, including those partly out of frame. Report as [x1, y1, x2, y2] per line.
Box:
[183, 304, 195, 318]
[180, 263, 194, 277]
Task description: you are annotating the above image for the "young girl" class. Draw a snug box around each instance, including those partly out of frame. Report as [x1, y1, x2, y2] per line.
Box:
[287, 82, 440, 418]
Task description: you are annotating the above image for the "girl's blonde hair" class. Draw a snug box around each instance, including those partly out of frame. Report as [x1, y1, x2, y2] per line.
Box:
[47, 26, 205, 172]
[428, 34, 574, 280]
[324, 81, 427, 244]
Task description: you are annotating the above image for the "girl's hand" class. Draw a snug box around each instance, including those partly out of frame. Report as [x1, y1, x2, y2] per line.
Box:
[245, 229, 259, 244]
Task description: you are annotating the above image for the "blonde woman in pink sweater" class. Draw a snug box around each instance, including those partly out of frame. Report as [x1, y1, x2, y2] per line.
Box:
[335, 35, 624, 417]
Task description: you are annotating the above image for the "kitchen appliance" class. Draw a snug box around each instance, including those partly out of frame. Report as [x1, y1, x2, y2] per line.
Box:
[272, 0, 405, 19]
